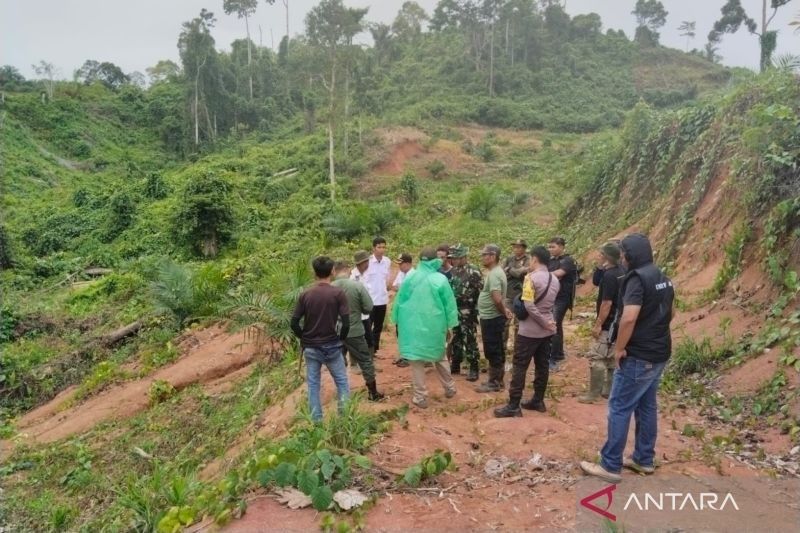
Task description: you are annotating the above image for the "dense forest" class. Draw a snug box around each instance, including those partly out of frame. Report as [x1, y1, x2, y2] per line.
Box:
[1, 1, 799, 532]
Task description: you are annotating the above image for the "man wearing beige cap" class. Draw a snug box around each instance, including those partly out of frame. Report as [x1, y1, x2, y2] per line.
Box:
[476, 244, 513, 393]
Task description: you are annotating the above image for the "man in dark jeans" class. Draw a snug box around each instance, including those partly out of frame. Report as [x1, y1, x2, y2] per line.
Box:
[547, 237, 577, 372]
[475, 244, 513, 393]
[291, 256, 351, 422]
[580, 233, 674, 483]
[495, 246, 560, 417]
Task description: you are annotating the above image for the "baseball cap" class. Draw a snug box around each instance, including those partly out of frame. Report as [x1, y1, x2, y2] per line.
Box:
[395, 253, 413, 264]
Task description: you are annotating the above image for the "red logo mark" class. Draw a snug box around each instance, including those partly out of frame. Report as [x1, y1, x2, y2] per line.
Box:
[580, 484, 617, 522]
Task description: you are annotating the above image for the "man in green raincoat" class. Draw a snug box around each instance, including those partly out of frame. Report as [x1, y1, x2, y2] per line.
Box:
[391, 247, 459, 409]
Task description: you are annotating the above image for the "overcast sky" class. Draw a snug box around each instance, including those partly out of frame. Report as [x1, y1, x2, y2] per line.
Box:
[2, 0, 798, 79]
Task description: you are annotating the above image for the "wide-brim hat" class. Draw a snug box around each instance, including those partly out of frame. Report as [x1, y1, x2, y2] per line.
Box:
[353, 250, 370, 265]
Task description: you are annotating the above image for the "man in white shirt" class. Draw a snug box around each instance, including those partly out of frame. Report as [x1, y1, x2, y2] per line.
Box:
[364, 237, 391, 355]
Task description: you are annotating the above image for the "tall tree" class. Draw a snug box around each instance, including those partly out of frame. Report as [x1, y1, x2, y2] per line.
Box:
[32, 60, 58, 101]
[223, 0, 259, 99]
[392, 1, 429, 44]
[708, 0, 792, 72]
[178, 9, 218, 147]
[146, 60, 182, 84]
[632, 0, 668, 46]
[306, 0, 368, 202]
[678, 20, 696, 51]
[279, 0, 289, 58]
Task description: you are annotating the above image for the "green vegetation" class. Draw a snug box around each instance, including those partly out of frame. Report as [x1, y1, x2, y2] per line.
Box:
[0, 0, 798, 530]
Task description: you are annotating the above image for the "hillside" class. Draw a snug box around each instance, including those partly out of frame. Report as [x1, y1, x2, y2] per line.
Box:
[1, 1, 799, 529]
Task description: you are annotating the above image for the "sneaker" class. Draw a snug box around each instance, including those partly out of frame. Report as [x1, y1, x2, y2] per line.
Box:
[445, 388, 457, 399]
[412, 398, 428, 409]
[520, 398, 546, 412]
[623, 458, 655, 475]
[493, 404, 522, 418]
[580, 461, 622, 483]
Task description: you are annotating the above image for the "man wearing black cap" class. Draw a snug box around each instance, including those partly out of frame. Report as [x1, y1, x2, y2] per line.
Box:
[578, 242, 624, 404]
[581, 233, 674, 483]
[476, 244, 513, 393]
[448, 243, 483, 380]
[547, 237, 578, 371]
[503, 239, 531, 350]
[391, 253, 415, 368]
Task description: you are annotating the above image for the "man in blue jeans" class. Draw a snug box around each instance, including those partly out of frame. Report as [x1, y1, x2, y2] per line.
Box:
[291, 256, 351, 422]
[580, 234, 674, 483]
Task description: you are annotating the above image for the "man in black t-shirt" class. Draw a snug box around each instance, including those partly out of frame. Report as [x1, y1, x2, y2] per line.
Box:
[580, 233, 674, 484]
[578, 242, 624, 404]
[547, 237, 578, 371]
[291, 256, 351, 422]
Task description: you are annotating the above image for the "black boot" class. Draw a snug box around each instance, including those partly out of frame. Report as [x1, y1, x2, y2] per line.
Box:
[476, 366, 503, 393]
[450, 360, 461, 375]
[366, 380, 385, 402]
[520, 396, 546, 412]
[494, 403, 522, 418]
[466, 363, 479, 382]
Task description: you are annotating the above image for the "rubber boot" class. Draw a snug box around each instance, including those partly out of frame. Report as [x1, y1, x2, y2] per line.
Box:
[578, 367, 605, 404]
[601, 368, 614, 399]
[366, 380, 385, 402]
[466, 362, 479, 382]
[450, 360, 461, 375]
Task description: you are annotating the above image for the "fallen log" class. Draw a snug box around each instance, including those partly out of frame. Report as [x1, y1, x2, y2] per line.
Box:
[101, 321, 142, 347]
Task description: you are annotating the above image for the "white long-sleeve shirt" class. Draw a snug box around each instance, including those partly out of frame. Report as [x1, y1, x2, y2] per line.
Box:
[363, 254, 390, 305]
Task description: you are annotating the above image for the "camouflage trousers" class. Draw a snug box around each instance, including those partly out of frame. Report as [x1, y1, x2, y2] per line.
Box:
[451, 310, 480, 366]
[585, 330, 616, 372]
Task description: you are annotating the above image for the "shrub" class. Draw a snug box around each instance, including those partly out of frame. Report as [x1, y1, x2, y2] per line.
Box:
[106, 191, 136, 240]
[0, 224, 13, 269]
[150, 260, 228, 325]
[143, 172, 170, 199]
[464, 185, 499, 220]
[426, 159, 446, 179]
[173, 172, 235, 258]
[399, 173, 419, 205]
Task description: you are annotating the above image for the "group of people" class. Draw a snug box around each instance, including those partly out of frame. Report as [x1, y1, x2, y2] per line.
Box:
[291, 232, 674, 484]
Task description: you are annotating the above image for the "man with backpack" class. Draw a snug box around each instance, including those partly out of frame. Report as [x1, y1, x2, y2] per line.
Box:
[578, 242, 625, 404]
[494, 246, 560, 417]
[547, 237, 578, 371]
[580, 233, 675, 483]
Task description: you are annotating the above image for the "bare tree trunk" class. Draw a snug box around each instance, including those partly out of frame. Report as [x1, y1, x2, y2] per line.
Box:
[328, 55, 337, 202]
[505, 19, 510, 57]
[343, 67, 350, 157]
[194, 75, 200, 146]
[358, 116, 362, 146]
[259, 25, 263, 47]
[245, 13, 253, 99]
[489, 21, 495, 98]
[283, 0, 290, 58]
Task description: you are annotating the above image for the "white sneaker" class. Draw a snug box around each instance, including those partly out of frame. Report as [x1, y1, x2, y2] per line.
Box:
[580, 461, 622, 483]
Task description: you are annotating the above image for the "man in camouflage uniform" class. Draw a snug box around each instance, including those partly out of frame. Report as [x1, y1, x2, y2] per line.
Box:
[503, 239, 531, 352]
[448, 244, 484, 381]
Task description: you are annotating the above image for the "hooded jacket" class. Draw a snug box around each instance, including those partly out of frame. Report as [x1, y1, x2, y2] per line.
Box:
[610, 234, 674, 363]
[391, 258, 459, 361]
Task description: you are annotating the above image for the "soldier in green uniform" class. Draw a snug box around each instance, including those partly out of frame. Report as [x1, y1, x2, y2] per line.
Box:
[503, 239, 531, 351]
[447, 244, 484, 381]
